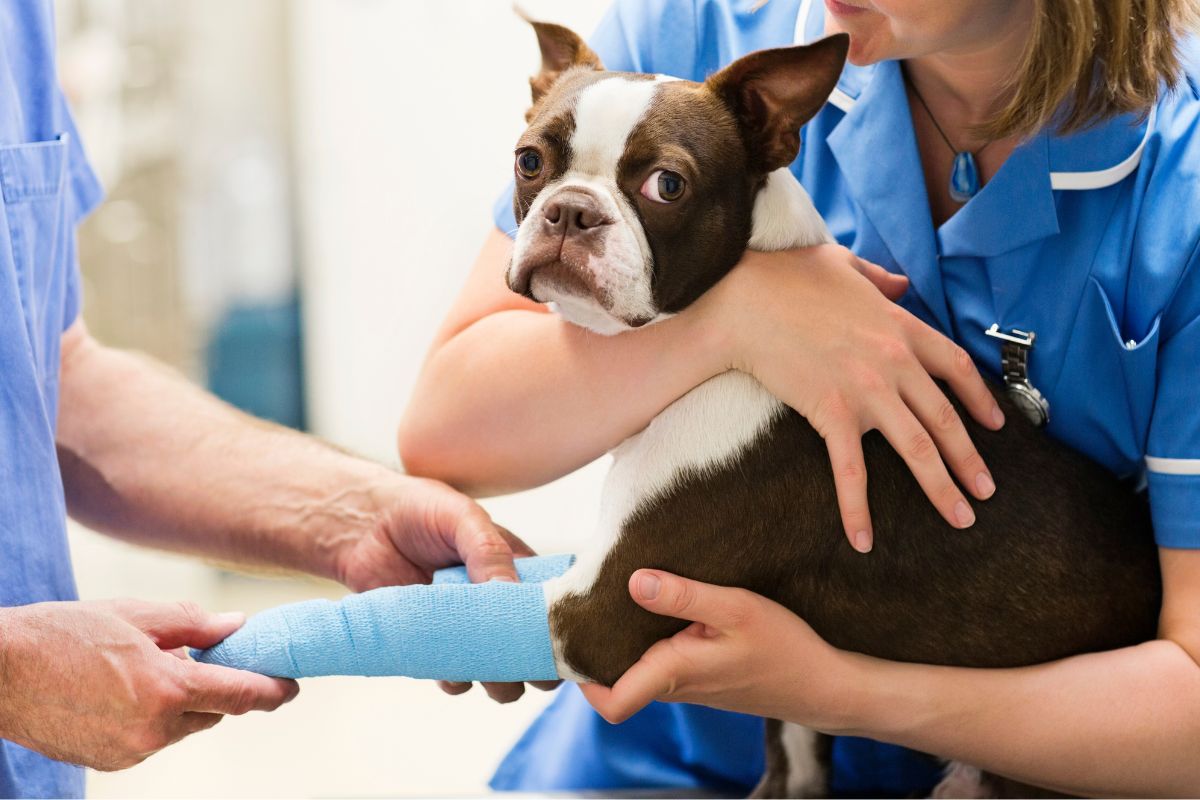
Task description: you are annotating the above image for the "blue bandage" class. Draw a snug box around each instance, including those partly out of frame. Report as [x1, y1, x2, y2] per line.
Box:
[194, 555, 574, 682]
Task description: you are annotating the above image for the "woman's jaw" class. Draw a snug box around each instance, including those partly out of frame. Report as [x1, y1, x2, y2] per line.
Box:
[823, 0, 1034, 72]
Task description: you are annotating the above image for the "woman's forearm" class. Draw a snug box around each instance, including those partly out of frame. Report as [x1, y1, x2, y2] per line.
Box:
[399, 307, 725, 495]
[839, 640, 1200, 795]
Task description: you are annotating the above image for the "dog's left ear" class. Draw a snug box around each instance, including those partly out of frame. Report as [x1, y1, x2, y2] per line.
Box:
[707, 34, 849, 173]
[523, 16, 604, 120]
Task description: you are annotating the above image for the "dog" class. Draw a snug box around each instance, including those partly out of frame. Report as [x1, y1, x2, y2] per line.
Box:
[504, 19, 1161, 798]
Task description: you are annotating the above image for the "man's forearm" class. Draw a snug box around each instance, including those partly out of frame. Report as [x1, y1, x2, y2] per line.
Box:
[56, 327, 394, 580]
[837, 639, 1200, 796]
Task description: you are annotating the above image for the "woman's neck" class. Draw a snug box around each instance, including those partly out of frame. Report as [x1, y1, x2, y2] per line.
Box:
[902, 4, 1034, 144]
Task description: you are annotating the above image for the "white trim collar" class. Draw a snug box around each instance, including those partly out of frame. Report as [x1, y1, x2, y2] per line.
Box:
[1048, 107, 1155, 190]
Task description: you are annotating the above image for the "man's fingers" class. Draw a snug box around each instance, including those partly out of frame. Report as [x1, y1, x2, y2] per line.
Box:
[901, 373, 995, 502]
[438, 679, 557, 697]
[874, 399, 975, 530]
[454, 505, 520, 584]
[823, 426, 873, 553]
[854, 257, 909, 302]
[153, 711, 225, 753]
[911, 327, 1005, 431]
[482, 681, 526, 704]
[496, 525, 537, 560]
[181, 661, 299, 715]
[111, 600, 246, 651]
[177, 711, 224, 736]
[628, 570, 755, 631]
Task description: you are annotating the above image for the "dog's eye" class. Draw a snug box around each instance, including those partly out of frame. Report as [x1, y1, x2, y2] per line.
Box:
[641, 170, 686, 203]
[516, 149, 543, 179]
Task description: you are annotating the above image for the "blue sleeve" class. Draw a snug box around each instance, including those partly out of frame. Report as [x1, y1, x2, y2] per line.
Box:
[493, 0, 704, 239]
[1145, 244, 1200, 548]
[57, 90, 103, 329]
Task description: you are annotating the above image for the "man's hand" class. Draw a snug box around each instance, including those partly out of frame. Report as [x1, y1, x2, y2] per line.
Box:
[0, 599, 298, 771]
[332, 474, 557, 702]
[57, 323, 553, 706]
[579, 569, 855, 729]
[332, 475, 535, 592]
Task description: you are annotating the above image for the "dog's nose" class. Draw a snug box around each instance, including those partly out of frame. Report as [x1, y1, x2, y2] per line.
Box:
[542, 191, 611, 235]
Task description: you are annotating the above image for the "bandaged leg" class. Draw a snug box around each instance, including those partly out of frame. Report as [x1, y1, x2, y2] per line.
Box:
[193, 554, 574, 682]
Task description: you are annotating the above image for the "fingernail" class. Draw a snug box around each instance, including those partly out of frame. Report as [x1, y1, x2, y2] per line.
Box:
[636, 572, 661, 600]
[992, 405, 1005, 428]
[975, 472, 995, 498]
[955, 500, 976, 528]
[217, 611, 245, 627]
[853, 530, 872, 553]
[490, 575, 517, 583]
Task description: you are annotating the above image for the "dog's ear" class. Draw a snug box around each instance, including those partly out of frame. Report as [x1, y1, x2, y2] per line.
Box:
[706, 34, 848, 173]
[522, 14, 604, 120]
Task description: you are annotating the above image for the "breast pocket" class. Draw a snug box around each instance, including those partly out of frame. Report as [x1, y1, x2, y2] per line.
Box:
[0, 135, 72, 384]
[1049, 277, 1161, 473]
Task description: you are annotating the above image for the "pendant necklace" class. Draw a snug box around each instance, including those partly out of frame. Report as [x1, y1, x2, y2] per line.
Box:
[905, 71, 993, 204]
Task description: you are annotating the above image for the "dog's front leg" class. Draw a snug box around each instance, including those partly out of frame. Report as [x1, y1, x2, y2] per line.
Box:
[544, 560, 690, 686]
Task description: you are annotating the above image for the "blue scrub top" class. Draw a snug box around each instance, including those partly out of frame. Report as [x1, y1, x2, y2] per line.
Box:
[0, 2, 103, 797]
[492, 0, 1200, 795]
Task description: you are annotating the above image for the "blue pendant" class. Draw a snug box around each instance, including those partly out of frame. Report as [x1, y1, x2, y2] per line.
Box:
[949, 151, 980, 203]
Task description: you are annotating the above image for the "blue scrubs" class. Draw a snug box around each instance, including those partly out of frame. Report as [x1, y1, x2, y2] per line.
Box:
[0, 2, 104, 797]
[493, 0, 1200, 795]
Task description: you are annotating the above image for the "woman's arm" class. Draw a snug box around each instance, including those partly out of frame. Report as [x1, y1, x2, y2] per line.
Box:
[583, 550, 1200, 796]
[854, 548, 1200, 796]
[397, 229, 731, 495]
[400, 229, 1003, 547]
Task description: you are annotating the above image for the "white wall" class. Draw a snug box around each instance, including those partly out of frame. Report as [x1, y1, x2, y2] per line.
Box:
[291, 1, 613, 553]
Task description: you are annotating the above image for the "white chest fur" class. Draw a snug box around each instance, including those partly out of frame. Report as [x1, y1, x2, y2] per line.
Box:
[543, 168, 833, 679]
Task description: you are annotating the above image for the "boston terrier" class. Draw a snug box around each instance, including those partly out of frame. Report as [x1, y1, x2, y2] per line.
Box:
[504, 19, 1160, 798]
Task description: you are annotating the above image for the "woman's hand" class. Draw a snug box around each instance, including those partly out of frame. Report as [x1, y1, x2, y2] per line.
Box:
[579, 570, 858, 729]
[695, 245, 1004, 552]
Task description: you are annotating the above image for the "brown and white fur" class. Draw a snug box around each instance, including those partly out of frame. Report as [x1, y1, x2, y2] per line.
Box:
[505, 20, 1160, 798]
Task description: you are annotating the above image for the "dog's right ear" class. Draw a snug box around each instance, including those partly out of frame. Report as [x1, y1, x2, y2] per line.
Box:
[521, 13, 604, 119]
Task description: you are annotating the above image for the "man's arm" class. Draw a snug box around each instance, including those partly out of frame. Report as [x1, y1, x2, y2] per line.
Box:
[56, 319, 525, 591]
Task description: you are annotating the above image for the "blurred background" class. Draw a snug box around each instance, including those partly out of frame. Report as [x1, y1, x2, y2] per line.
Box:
[55, 0, 613, 796]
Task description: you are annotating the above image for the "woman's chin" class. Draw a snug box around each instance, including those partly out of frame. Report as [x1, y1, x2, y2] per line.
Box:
[824, 15, 890, 66]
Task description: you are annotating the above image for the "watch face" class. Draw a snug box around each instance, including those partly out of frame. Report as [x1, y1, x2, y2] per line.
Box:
[1007, 383, 1049, 427]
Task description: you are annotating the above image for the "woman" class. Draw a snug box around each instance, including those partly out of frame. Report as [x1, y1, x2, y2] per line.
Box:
[400, 0, 1200, 795]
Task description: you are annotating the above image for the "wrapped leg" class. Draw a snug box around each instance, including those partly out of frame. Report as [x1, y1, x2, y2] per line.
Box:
[193, 555, 574, 682]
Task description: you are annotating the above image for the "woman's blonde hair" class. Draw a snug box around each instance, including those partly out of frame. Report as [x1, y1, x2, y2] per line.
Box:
[995, 0, 1198, 139]
[762, 0, 1198, 139]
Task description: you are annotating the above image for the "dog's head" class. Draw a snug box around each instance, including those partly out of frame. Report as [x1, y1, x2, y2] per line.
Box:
[505, 20, 848, 334]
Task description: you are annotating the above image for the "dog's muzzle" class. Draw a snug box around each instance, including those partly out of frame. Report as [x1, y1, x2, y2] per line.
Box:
[508, 187, 614, 299]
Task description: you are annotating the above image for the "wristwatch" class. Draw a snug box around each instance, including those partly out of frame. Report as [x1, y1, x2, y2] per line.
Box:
[984, 324, 1050, 428]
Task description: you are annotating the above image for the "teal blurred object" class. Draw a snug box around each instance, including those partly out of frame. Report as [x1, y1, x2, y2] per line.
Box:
[205, 296, 306, 430]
